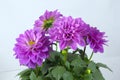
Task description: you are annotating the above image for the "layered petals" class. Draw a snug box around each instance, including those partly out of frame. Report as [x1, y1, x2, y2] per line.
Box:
[34, 10, 62, 32]
[87, 27, 107, 53]
[13, 29, 51, 68]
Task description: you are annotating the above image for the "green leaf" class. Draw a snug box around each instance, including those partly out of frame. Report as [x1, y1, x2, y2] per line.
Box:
[48, 51, 60, 62]
[18, 68, 32, 78]
[37, 76, 42, 80]
[83, 74, 93, 80]
[45, 73, 52, 78]
[71, 58, 86, 67]
[92, 69, 105, 80]
[67, 53, 79, 62]
[51, 66, 66, 80]
[65, 61, 70, 70]
[96, 63, 112, 72]
[88, 61, 96, 72]
[41, 62, 49, 75]
[20, 76, 29, 80]
[63, 71, 73, 80]
[71, 57, 87, 77]
[60, 53, 67, 63]
[30, 71, 37, 80]
[73, 66, 83, 77]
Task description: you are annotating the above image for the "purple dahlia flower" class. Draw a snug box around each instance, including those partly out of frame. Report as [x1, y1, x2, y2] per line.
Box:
[87, 27, 107, 53]
[49, 16, 89, 50]
[13, 29, 51, 68]
[74, 18, 90, 46]
[34, 10, 62, 32]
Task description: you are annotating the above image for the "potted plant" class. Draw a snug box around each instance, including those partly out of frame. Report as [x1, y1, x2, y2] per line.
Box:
[13, 10, 112, 80]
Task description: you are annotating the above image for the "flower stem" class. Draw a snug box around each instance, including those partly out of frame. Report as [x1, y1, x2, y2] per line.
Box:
[82, 38, 87, 60]
[35, 66, 38, 77]
[55, 43, 58, 51]
[73, 48, 78, 54]
[83, 46, 86, 56]
[61, 48, 69, 62]
[89, 51, 94, 61]
[81, 46, 86, 60]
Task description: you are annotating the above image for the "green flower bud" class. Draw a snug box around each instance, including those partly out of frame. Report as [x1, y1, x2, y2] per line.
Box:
[61, 49, 67, 56]
[85, 69, 91, 74]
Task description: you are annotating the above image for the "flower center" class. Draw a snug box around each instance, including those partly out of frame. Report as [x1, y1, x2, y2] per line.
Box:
[64, 33, 72, 41]
[43, 18, 54, 30]
[28, 40, 35, 46]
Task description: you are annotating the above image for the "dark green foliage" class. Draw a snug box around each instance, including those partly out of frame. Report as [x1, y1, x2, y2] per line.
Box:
[96, 63, 112, 72]
[18, 50, 111, 80]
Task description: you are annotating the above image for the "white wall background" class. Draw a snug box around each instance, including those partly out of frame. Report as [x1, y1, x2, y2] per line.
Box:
[0, 0, 120, 80]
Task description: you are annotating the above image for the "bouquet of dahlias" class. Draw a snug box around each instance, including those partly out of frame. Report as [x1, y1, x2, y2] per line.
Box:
[13, 10, 112, 80]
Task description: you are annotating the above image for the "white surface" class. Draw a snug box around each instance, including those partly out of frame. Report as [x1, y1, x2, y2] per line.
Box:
[0, 0, 120, 80]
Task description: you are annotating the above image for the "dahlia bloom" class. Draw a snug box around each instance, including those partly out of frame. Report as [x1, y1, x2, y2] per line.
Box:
[34, 10, 62, 32]
[13, 29, 51, 68]
[74, 18, 90, 46]
[49, 16, 89, 50]
[87, 27, 107, 53]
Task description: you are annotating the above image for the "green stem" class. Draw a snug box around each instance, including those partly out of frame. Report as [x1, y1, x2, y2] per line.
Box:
[89, 51, 94, 61]
[61, 47, 69, 63]
[82, 46, 86, 60]
[82, 37, 87, 60]
[83, 46, 86, 56]
[35, 66, 40, 77]
[55, 43, 58, 51]
[73, 48, 78, 54]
